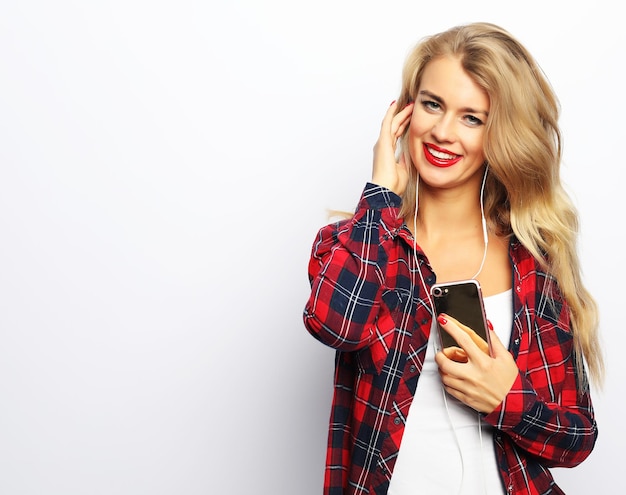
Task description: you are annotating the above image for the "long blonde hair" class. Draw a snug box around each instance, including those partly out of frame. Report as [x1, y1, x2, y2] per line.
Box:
[395, 22, 604, 388]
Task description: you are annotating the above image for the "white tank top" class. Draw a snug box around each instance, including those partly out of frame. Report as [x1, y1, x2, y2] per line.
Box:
[388, 289, 513, 495]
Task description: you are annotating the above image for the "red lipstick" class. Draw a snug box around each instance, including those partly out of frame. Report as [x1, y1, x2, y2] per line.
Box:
[423, 143, 462, 168]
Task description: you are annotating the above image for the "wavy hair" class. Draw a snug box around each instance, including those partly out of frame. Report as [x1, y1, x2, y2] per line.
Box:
[395, 22, 603, 388]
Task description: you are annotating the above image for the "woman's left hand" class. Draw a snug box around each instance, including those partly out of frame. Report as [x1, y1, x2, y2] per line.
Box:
[434, 314, 519, 414]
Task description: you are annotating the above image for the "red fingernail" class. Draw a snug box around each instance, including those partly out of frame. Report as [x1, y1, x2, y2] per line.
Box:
[437, 314, 447, 325]
[487, 319, 494, 331]
[390, 100, 396, 106]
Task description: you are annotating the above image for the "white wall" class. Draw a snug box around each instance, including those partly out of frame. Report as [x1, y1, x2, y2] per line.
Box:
[0, 1, 620, 493]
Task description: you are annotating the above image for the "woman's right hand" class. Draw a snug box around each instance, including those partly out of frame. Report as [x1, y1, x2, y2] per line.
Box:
[371, 101, 414, 196]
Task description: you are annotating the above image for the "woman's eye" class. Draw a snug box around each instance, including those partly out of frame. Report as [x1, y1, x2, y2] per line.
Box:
[465, 115, 484, 126]
[421, 100, 440, 111]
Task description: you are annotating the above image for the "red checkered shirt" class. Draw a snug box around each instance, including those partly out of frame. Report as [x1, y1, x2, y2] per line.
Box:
[303, 183, 597, 495]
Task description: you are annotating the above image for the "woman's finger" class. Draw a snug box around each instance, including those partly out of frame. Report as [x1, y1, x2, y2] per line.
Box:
[390, 102, 414, 137]
[372, 101, 412, 195]
[442, 346, 468, 363]
[437, 314, 489, 359]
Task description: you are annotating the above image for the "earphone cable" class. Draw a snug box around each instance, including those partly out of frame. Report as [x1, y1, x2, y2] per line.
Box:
[410, 165, 490, 495]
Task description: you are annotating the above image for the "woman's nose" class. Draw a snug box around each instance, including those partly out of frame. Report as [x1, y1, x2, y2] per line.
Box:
[431, 115, 455, 142]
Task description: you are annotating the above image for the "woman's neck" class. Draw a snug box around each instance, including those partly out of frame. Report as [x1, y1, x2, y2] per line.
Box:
[409, 184, 484, 244]
[406, 183, 512, 293]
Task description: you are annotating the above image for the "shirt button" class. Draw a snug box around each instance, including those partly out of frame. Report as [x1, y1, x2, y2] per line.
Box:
[394, 417, 401, 425]
[409, 365, 416, 373]
[421, 318, 429, 325]
[516, 285, 521, 292]
[514, 338, 520, 345]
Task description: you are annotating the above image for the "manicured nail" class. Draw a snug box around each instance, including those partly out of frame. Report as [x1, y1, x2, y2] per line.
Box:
[487, 319, 494, 331]
[390, 100, 396, 106]
[437, 314, 447, 325]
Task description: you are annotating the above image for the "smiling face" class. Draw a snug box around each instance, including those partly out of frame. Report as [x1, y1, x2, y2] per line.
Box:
[408, 56, 490, 191]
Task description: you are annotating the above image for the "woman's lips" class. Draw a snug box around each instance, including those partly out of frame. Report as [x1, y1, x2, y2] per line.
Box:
[423, 143, 462, 168]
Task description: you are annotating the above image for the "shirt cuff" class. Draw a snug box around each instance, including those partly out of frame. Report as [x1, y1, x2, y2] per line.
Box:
[483, 372, 538, 430]
[359, 182, 403, 210]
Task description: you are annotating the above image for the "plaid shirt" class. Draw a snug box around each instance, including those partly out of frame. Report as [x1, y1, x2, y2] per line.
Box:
[303, 183, 597, 495]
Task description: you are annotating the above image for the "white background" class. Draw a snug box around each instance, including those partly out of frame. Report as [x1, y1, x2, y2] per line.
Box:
[0, 1, 621, 494]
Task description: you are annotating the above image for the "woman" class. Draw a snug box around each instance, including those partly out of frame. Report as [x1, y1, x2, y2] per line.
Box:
[303, 22, 603, 495]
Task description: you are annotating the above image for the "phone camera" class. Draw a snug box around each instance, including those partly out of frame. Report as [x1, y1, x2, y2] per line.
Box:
[433, 287, 443, 297]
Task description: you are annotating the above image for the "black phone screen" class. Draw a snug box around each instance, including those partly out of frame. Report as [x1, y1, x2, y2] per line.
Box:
[431, 279, 489, 350]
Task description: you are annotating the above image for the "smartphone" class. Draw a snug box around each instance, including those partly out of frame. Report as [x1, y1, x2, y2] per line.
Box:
[431, 279, 491, 356]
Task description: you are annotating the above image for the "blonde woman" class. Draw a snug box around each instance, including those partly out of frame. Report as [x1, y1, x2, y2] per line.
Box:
[304, 22, 603, 495]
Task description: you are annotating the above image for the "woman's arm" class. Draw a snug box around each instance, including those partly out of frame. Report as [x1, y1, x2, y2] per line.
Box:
[304, 102, 415, 351]
[436, 307, 597, 468]
[484, 329, 597, 468]
[303, 183, 404, 351]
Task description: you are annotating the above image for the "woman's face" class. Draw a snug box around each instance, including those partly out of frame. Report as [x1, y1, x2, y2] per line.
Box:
[408, 56, 490, 191]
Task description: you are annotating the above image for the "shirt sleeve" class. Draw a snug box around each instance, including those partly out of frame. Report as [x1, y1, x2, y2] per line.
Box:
[303, 183, 404, 351]
[484, 370, 597, 468]
[483, 278, 598, 468]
